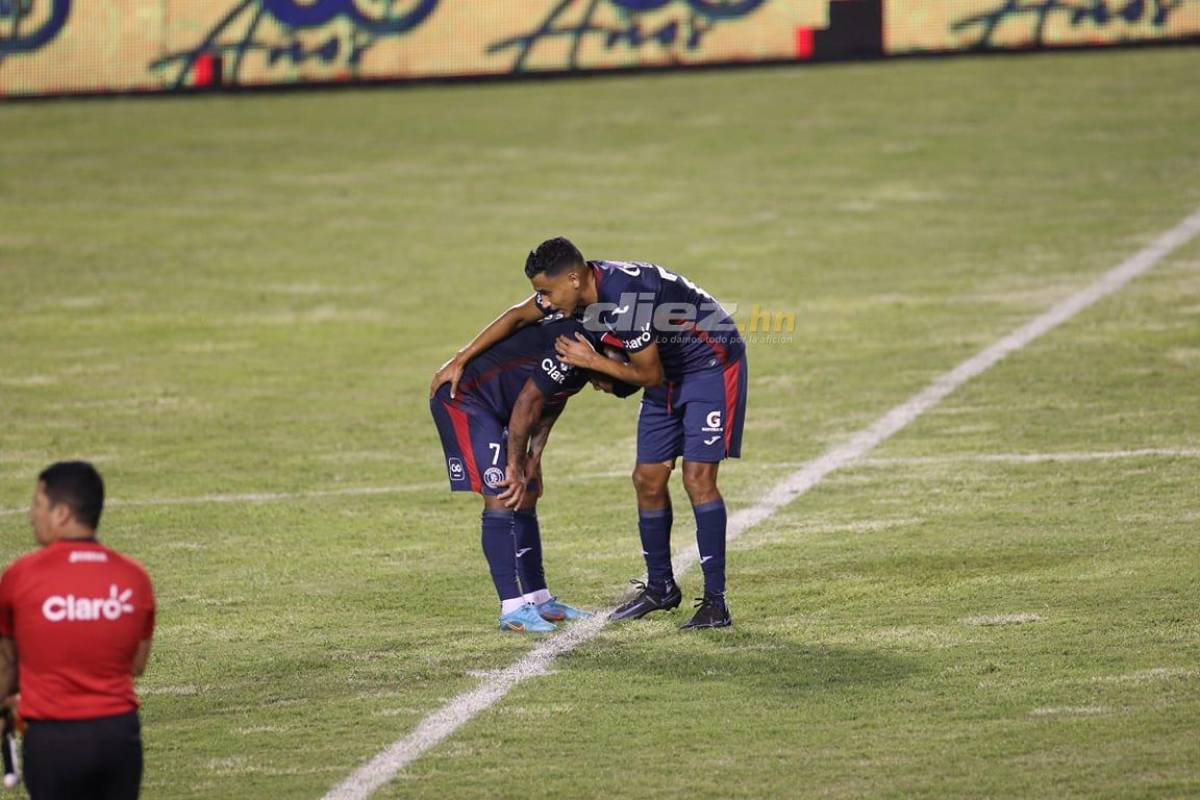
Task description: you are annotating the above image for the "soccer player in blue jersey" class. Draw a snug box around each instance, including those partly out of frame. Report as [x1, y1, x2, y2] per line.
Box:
[429, 315, 636, 633]
[432, 237, 747, 629]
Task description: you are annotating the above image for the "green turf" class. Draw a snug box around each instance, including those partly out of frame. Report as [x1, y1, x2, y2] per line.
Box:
[1, 48, 1199, 799]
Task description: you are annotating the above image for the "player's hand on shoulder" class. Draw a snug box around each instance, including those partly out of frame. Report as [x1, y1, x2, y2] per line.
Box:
[555, 333, 597, 368]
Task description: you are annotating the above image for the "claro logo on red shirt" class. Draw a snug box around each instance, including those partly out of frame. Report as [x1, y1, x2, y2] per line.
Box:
[42, 585, 135, 623]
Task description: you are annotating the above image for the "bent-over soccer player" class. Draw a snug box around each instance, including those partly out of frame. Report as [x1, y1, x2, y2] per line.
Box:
[432, 238, 747, 630]
[429, 315, 635, 632]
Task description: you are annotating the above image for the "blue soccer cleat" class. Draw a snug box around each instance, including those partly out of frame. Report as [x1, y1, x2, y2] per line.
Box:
[536, 597, 594, 622]
[499, 603, 557, 633]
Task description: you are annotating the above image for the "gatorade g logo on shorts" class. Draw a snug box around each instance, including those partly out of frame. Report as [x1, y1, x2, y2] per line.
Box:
[42, 585, 135, 622]
[448, 457, 465, 481]
[703, 410, 723, 432]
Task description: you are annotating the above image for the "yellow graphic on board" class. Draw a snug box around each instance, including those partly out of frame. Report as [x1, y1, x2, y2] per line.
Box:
[886, 0, 1200, 53]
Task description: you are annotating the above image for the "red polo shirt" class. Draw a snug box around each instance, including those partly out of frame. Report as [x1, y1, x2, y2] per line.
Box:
[0, 537, 155, 720]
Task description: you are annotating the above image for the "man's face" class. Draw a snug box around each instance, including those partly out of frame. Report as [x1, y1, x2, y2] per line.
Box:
[28, 482, 58, 545]
[530, 268, 584, 316]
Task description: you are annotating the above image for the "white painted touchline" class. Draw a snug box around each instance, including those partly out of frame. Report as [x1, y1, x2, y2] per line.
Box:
[852, 448, 1200, 467]
[5, 448, 1195, 518]
[0, 470, 633, 518]
[324, 207, 1200, 800]
[0, 484, 441, 518]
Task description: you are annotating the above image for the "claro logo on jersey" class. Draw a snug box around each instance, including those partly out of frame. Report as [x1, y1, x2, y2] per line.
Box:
[541, 357, 570, 384]
[42, 585, 135, 623]
[623, 322, 652, 350]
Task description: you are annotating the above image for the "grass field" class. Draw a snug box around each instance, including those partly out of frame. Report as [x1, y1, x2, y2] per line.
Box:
[2, 47, 1199, 799]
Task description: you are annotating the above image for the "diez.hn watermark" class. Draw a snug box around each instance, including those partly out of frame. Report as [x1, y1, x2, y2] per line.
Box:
[581, 294, 795, 345]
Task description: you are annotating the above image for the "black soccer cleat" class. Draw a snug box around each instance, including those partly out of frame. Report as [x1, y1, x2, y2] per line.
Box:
[609, 579, 682, 621]
[679, 594, 732, 630]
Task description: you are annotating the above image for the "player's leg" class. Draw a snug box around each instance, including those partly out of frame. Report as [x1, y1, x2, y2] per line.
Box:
[611, 397, 685, 621]
[681, 457, 724, 595]
[432, 394, 553, 632]
[676, 356, 747, 629]
[633, 460, 675, 590]
[96, 711, 143, 800]
[681, 458, 729, 598]
[22, 719, 97, 800]
[481, 494, 551, 632]
[677, 457, 731, 629]
[513, 465, 593, 621]
[430, 387, 485, 493]
[513, 471, 548, 606]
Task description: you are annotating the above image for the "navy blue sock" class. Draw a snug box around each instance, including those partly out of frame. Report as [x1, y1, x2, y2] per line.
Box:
[638, 505, 674, 592]
[513, 509, 546, 594]
[480, 509, 521, 602]
[693, 499, 727, 596]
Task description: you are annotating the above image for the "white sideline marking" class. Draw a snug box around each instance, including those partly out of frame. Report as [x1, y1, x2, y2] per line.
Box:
[0, 484, 434, 518]
[961, 612, 1044, 626]
[3, 449, 1195, 518]
[858, 448, 1200, 467]
[1029, 706, 1112, 717]
[323, 208, 1200, 800]
[0, 471, 630, 518]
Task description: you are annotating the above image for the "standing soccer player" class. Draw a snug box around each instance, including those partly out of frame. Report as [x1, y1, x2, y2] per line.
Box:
[0, 462, 155, 800]
[432, 238, 747, 629]
[430, 315, 636, 632]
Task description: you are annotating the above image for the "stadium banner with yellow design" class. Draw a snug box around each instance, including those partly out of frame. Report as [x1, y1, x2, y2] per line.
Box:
[0, 1, 826, 97]
[2, 1, 1198, 98]
[885, 1, 1200, 54]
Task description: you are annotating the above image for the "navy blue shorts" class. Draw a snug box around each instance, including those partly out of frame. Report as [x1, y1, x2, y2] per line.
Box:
[637, 355, 747, 464]
[430, 386, 509, 495]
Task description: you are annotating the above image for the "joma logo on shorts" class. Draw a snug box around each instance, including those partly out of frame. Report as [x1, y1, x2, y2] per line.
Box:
[42, 585, 135, 622]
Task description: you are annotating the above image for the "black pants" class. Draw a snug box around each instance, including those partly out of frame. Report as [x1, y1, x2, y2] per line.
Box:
[23, 711, 142, 800]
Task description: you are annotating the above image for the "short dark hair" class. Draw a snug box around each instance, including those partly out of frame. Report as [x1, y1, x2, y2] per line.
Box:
[38, 461, 105, 530]
[525, 237, 584, 279]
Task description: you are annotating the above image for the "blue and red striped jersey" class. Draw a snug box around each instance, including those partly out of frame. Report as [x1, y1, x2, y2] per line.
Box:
[456, 318, 612, 419]
[584, 260, 744, 379]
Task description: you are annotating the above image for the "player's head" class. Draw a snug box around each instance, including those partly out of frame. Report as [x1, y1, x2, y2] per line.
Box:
[30, 461, 105, 544]
[524, 236, 591, 315]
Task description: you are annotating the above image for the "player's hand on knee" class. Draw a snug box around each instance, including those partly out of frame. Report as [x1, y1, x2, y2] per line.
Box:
[496, 467, 525, 509]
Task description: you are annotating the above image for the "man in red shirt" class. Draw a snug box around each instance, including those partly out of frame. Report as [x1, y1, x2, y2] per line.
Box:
[0, 461, 155, 800]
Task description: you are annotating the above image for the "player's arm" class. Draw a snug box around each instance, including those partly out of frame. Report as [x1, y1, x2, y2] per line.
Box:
[527, 405, 562, 467]
[429, 295, 546, 398]
[132, 638, 152, 677]
[0, 573, 16, 700]
[556, 333, 664, 387]
[132, 582, 155, 678]
[497, 379, 548, 509]
[0, 638, 15, 699]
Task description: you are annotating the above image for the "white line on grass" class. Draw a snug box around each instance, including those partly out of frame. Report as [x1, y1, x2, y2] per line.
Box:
[324, 208, 1200, 800]
[0, 472, 632, 518]
[3, 449, 1195, 518]
[855, 447, 1200, 467]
